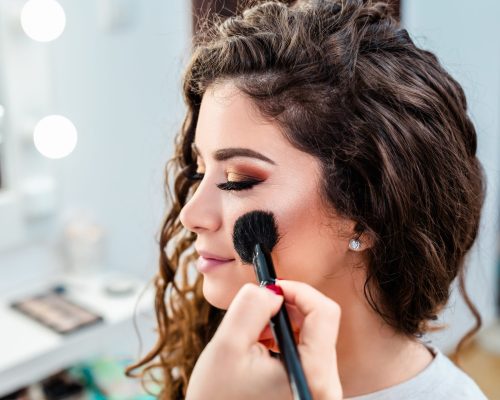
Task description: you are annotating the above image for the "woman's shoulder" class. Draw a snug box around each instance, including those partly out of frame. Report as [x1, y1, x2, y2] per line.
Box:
[348, 345, 488, 400]
[429, 347, 488, 399]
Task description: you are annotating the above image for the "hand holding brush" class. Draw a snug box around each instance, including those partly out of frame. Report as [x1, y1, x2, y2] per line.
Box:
[186, 280, 343, 400]
[186, 210, 342, 400]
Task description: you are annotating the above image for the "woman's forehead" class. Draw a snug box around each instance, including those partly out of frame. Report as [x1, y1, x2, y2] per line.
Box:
[195, 90, 284, 154]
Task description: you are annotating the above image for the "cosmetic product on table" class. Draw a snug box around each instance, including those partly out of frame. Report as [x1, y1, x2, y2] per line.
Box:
[10, 286, 103, 335]
[60, 210, 107, 276]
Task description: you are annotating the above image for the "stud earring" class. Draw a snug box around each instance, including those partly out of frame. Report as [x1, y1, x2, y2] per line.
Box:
[349, 238, 361, 251]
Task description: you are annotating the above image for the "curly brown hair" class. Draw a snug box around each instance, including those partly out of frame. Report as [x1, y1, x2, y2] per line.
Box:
[125, 0, 486, 398]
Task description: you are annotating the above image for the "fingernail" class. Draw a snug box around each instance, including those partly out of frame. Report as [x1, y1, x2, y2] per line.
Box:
[265, 284, 283, 296]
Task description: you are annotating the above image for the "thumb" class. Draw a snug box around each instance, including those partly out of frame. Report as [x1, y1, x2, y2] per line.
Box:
[275, 280, 341, 358]
[214, 283, 284, 350]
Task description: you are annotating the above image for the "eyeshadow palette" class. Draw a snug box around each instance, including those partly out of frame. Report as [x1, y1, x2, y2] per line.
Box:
[10, 287, 103, 335]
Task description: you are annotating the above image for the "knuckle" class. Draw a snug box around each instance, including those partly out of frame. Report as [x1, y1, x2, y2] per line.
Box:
[240, 282, 254, 292]
[322, 298, 341, 319]
[236, 283, 262, 305]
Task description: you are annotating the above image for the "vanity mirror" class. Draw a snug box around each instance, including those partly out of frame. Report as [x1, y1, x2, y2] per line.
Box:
[0, 0, 64, 251]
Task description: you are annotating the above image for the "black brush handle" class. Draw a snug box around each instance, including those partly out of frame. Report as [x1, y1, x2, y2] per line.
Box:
[253, 244, 312, 400]
[270, 302, 312, 400]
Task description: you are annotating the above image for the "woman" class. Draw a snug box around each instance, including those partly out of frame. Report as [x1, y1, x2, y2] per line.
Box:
[126, 0, 488, 398]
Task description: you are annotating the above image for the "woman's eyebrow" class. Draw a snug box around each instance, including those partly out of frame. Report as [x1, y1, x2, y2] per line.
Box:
[192, 143, 276, 165]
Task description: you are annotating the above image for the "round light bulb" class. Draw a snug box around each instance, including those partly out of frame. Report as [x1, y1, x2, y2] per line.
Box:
[33, 115, 77, 159]
[21, 0, 66, 42]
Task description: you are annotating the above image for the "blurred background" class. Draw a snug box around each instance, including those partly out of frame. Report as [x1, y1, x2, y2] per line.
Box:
[0, 0, 498, 398]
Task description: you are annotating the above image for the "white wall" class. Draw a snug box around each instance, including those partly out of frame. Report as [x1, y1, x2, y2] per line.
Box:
[403, 0, 500, 351]
[0, 0, 191, 289]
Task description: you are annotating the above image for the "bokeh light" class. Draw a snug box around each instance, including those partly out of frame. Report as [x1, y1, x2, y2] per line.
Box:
[21, 0, 66, 42]
[33, 115, 77, 159]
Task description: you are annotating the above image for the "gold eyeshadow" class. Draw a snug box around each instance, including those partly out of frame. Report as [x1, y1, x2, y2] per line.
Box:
[226, 172, 258, 182]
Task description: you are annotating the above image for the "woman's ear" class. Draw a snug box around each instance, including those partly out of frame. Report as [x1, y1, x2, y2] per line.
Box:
[355, 231, 374, 251]
[347, 221, 374, 252]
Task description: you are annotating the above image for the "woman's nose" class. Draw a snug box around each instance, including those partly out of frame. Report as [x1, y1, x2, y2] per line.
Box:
[179, 182, 222, 234]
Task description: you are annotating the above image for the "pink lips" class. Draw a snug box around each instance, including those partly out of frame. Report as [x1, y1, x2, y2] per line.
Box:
[196, 250, 235, 273]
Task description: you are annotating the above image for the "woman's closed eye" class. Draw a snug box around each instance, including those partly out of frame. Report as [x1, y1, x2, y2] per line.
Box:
[217, 177, 261, 191]
[187, 170, 262, 191]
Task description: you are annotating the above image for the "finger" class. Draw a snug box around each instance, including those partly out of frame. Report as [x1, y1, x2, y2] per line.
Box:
[259, 330, 301, 353]
[259, 303, 304, 341]
[214, 283, 284, 350]
[275, 280, 341, 354]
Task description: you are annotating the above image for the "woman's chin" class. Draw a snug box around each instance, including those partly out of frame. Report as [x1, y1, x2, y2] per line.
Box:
[202, 280, 232, 310]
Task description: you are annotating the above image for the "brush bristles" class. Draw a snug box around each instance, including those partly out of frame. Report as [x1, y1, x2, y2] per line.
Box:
[232, 210, 279, 264]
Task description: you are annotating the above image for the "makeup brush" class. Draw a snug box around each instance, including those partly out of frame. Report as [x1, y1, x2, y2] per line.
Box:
[233, 210, 312, 400]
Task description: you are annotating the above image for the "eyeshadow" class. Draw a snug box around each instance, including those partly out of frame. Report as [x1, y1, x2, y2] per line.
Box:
[10, 287, 103, 335]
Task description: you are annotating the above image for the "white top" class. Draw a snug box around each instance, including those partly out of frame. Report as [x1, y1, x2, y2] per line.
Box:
[348, 346, 487, 400]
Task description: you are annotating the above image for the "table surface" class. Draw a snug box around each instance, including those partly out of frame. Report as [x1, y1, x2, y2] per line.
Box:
[0, 270, 156, 396]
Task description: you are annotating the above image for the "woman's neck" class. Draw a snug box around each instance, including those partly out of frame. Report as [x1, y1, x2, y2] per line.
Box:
[319, 270, 434, 398]
[336, 308, 433, 397]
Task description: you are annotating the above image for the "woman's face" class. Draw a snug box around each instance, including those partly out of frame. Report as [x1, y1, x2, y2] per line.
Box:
[179, 81, 359, 309]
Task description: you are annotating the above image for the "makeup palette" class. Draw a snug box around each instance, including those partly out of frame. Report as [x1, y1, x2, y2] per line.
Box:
[10, 287, 103, 335]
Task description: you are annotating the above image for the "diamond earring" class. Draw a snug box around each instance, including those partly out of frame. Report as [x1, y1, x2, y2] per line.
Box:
[349, 238, 361, 251]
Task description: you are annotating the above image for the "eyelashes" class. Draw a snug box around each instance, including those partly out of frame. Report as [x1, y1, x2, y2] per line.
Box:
[217, 179, 261, 191]
[186, 172, 262, 191]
